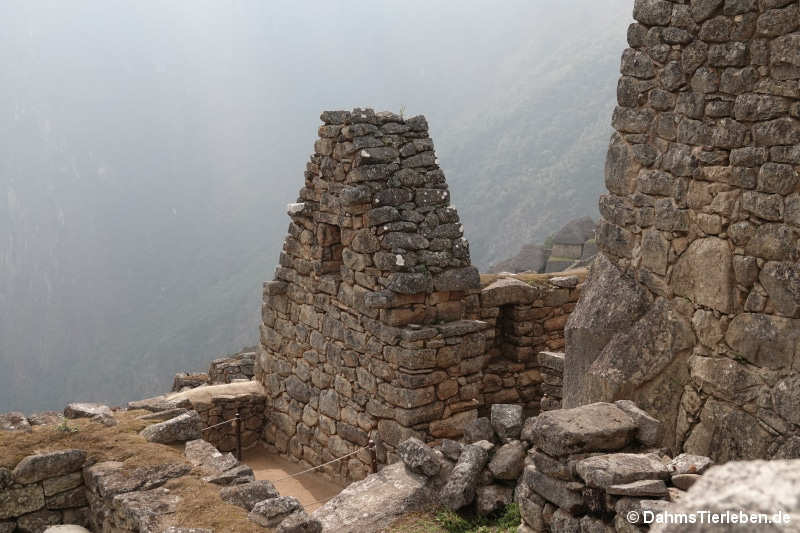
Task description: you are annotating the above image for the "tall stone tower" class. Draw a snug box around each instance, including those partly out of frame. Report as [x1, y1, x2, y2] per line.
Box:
[566, 0, 800, 462]
[256, 109, 488, 480]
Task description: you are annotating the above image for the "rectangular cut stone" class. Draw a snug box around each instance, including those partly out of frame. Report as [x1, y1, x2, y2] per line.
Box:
[0, 485, 45, 519]
[43, 471, 84, 497]
[522, 465, 585, 514]
[575, 453, 669, 488]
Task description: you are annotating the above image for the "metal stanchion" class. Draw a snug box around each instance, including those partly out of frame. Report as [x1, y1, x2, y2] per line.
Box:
[368, 439, 378, 474]
[235, 410, 242, 461]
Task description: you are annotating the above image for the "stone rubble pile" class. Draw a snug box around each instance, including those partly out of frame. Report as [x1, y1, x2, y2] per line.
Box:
[220, 478, 322, 533]
[394, 402, 714, 533]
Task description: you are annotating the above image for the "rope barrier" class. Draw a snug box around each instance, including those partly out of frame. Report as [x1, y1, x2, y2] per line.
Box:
[270, 446, 368, 483]
[303, 495, 336, 509]
[200, 418, 237, 431]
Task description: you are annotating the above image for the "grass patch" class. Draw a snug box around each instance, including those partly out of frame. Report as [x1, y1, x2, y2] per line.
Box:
[480, 268, 588, 288]
[0, 410, 263, 532]
[384, 504, 521, 533]
[0, 410, 163, 468]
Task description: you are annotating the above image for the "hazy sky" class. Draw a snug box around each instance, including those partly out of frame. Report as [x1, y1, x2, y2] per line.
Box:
[0, 0, 632, 411]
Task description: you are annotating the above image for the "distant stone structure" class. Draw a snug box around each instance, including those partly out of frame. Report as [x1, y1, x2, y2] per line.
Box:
[255, 109, 583, 480]
[488, 217, 598, 274]
[545, 217, 598, 272]
[566, 0, 800, 462]
[172, 349, 256, 392]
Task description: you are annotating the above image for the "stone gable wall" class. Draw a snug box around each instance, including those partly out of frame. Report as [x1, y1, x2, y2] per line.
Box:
[566, 0, 800, 462]
[256, 109, 583, 481]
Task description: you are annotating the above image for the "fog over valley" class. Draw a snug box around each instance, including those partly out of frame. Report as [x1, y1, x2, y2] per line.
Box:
[0, 0, 631, 411]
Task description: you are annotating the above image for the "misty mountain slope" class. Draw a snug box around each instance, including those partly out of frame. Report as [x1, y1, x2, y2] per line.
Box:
[0, 1, 630, 411]
[438, 4, 630, 268]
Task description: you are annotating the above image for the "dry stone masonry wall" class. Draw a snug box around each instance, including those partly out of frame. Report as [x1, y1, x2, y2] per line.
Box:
[192, 391, 266, 453]
[255, 109, 583, 481]
[566, 0, 800, 462]
[1, 450, 90, 532]
[389, 401, 713, 533]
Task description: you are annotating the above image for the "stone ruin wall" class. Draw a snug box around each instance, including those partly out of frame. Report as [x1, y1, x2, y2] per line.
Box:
[566, 0, 800, 463]
[255, 109, 581, 481]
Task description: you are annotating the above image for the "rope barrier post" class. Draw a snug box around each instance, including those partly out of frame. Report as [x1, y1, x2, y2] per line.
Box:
[368, 439, 377, 474]
[235, 410, 242, 461]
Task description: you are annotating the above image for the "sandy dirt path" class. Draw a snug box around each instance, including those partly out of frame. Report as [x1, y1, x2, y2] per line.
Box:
[243, 445, 345, 512]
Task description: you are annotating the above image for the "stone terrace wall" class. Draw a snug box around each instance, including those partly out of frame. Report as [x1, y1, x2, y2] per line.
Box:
[193, 391, 266, 453]
[256, 109, 584, 481]
[566, 0, 800, 462]
[0, 449, 90, 531]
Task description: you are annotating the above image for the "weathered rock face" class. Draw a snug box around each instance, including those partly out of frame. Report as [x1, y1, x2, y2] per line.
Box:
[566, 0, 800, 461]
[139, 411, 201, 444]
[312, 461, 434, 532]
[652, 460, 800, 533]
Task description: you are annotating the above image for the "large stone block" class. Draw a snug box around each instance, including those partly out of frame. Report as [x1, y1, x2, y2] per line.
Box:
[521, 465, 585, 514]
[671, 237, 733, 313]
[0, 485, 45, 520]
[12, 450, 86, 485]
[440, 444, 489, 510]
[564, 253, 651, 407]
[528, 402, 636, 457]
[725, 313, 799, 370]
[575, 453, 669, 488]
[139, 411, 201, 444]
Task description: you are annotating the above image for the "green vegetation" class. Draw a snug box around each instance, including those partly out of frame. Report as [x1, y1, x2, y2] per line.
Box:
[386, 504, 521, 533]
[56, 420, 79, 434]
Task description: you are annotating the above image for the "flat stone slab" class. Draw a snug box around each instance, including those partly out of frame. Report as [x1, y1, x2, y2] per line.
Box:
[537, 351, 565, 372]
[575, 453, 669, 489]
[127, 395, 192, 412]
[528, 402, 637, 456]
[164, 381, 266, 405]
[44, 527, 92, 533]
[12, 449, 86, 484]
[84, 461, 190, 498]
[481, 278, 541, 307]
[313, 462, 435, 532]
[184, 439, 238, 474]
[140, 411, 201, 444]
[64, 403, 112, 419]
[137, 408, 189, 421]
[607, 479, 668, 498]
